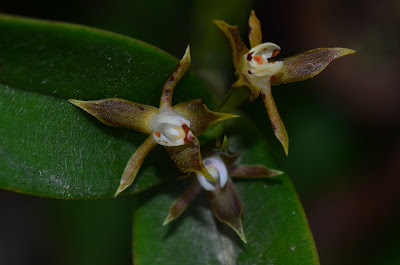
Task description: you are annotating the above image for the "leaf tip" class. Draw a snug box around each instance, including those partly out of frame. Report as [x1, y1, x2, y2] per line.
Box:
[212, 19, 225, 28]
[283, 141, 289, 156]
[232, 218, 247, 244]
[198, 167, 216, 182]
[183, 44, 191, 64]
[68, 99, 86, 108]
[162, 213, 174, 226]
[336, 47, 356, 57]
[217, 112, 240, 121]
[271, 168, 285, 177]
[114, 185, 125, 197]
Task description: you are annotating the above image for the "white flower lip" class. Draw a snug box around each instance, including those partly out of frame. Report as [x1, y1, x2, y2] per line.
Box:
[196, 156, 228, 191]
[245, 42, 284, 77]
[153, 112, 194, 146]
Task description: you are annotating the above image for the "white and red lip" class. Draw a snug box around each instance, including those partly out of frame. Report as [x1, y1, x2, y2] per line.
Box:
[152, 112, 195, 146]
[244, 42, 284, 78]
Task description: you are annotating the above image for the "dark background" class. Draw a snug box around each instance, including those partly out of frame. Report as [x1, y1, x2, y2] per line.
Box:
[1, 0, 399, 264]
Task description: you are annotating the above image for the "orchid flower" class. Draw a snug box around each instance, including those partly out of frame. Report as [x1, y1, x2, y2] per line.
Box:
[69, 46, 238, 196]
[163, 136, 283, 243]
[215, 10, 355, 155]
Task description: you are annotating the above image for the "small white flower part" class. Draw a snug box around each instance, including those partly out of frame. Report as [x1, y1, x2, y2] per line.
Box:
[153, 112, 194, 146]
[244, 42, 284, 77]
[196, 156, 228, 191]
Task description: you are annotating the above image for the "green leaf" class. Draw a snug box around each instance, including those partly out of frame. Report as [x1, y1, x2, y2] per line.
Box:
[0, 14, 218, 199]
[132, 118, 319, 264]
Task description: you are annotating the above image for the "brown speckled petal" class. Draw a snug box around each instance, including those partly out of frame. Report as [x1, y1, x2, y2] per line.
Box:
[248, 10, 262, 48]
[260, 85, 289, 156]
[160, 45, 191, 110]
[114, 135, 157, 196]
[69, 98, 158, 134]
[271, 48, 355, 85]
[230, 165, 283, 178]
[163, 179, 202, 225]
[246, 75, 289, 156]
[207, 179, 246, 243]
[213, 20, 249, 73]
[165, 136, 215, 182]
[173, 99, 238, 136]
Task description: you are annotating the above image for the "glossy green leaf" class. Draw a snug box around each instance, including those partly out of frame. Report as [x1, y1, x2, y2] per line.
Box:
[132, 118, 319, 265]
[0, 14, 218, 199]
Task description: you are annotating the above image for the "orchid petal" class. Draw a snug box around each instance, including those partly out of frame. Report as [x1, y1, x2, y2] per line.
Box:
[248, 10, 262, 48]
[160, 45, 191, 109]
[114, 135, 157, 196]
[261, 84, 289, 155]
[69, 98, 158, 134]
[230, 165, 283, 178]
[173, 99, 238, 135]
[247, 74, 289, 155]
[163, 179, 202, 225]
[271, 48, 356, 85]
[213, 20, 249, 74]
[207, 178, 246, 243]
[165, 136, 215, 182]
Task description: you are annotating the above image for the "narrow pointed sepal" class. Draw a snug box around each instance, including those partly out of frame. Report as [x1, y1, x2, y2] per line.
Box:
[173, 99, 239, 135]
[160, 45, 191, 109]
[271, 48, 356, 85]
[69, 98, 158, 134]
[230, 165, 283, 178]
[213, 20, 249, 73]
[207, 179, 247, 243]
[259, 84, 289, 155]
[248, 10, 262, 48]
[163, 180, 202, 225]
[165, 136, 215, 182]
[114, 135, 157, 197]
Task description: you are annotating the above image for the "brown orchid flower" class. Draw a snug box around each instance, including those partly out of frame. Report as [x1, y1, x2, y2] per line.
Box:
[163, 136, 283, 243]
[215, 10, 355, 155]
[69, 46, 238, 196]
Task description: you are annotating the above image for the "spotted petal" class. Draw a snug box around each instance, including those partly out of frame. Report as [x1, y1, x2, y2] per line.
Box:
[248, 10, 262, 48]
[261, 85, 289, 155]
[271, 48, 356, 85]
[213, 20, 260, 102]
[160, 45, 191, 110]
[165, 136, 215, 182]
[173, 99, 238, 135]
[114, 135, 157, 196]
[230, 165, 283, 178]
[246, 75, 289, 155]
[163, 179, 202, 225]
[207, 178, 246, 243]
[69, 98, 158, 134]
[213, 20, 248, 72]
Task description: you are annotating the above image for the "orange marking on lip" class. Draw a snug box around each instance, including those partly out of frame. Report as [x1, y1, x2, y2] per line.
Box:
[254, 55, 264, 65]
[154, 132, 161, 137]
[271, 50, 280, 58]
